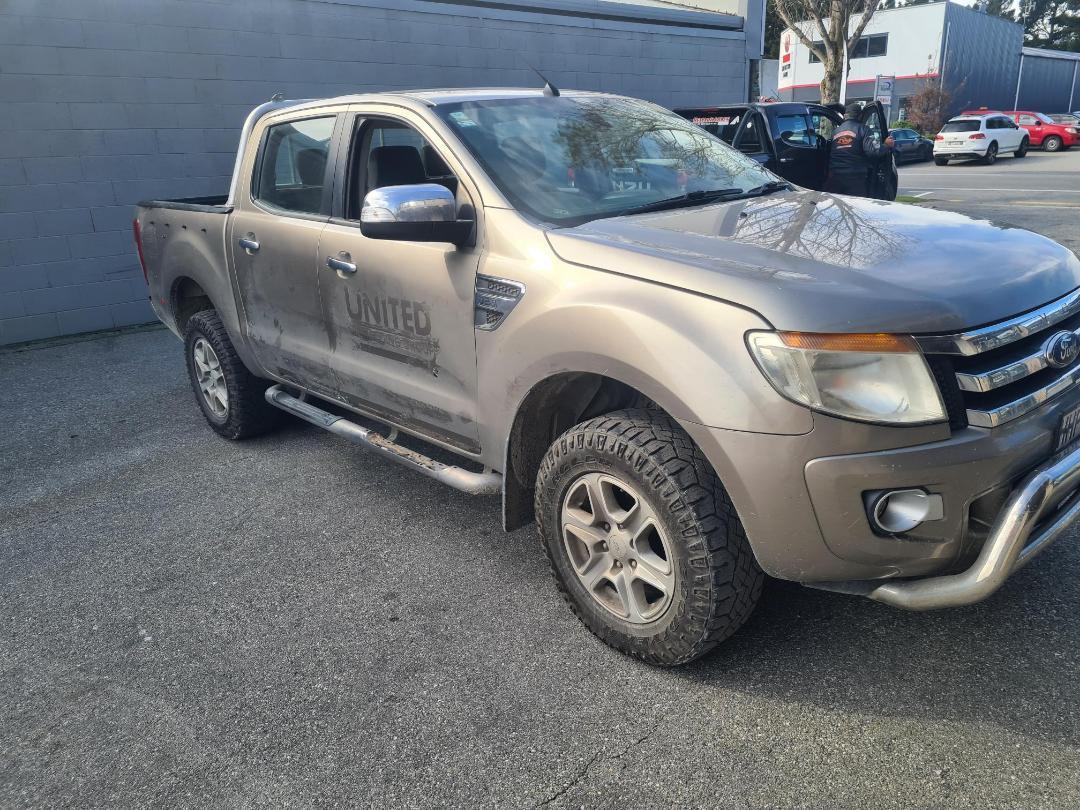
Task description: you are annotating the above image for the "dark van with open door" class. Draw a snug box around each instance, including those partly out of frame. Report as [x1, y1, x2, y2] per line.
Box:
[674, 101, 897, 201]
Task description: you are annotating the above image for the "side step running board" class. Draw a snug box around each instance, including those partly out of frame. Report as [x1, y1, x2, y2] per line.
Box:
[264, 385, 501, 496]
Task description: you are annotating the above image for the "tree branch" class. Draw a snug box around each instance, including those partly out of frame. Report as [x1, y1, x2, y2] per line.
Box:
[774, 3, 830, 64]
[847, 2, 878, 50]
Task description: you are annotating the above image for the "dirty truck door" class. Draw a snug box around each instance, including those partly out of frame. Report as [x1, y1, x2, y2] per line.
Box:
[229, 112, 341, 383]
[315, 112, 482, 453]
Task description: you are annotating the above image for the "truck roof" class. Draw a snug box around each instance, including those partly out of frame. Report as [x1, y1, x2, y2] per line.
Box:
[277, 87, 613, 112]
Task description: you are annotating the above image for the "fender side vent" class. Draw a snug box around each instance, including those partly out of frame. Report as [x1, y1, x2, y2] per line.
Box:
[474, 274, 525, 331]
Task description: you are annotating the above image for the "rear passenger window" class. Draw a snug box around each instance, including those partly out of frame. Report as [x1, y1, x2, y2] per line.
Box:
[734, 115, 765, 153]
[255, 116, 335, 215]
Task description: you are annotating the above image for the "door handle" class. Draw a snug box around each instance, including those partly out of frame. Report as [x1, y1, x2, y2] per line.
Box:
[238, 237, 260, 253]
[326, 255, 357, 275]
[779, 157, 793, 163]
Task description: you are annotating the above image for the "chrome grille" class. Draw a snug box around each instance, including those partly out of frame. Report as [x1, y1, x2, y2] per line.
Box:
[916, 290, 1080, 429]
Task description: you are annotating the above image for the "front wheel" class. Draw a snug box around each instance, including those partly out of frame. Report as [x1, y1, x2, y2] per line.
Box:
[1015, 137, 1029, 158]
[1043, 135, 1063, 152]
[184, 309, 282, 440]
[534, 410, 763, 665]
[982, 142, 998, 165]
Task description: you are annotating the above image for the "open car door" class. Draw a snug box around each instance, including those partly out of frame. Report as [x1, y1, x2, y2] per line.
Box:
[860, 101, 898, 201]
[729, 108, 778, 173]
[793, 104, 844, 190]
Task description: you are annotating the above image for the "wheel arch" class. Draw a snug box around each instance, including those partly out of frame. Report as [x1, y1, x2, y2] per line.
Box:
[170, 275, 215, 334]
[501, 370, 678, 531]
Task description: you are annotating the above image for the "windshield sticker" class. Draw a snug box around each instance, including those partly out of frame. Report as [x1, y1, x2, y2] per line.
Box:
[449, 111, 478, 128]
[693, 116, 730, 125]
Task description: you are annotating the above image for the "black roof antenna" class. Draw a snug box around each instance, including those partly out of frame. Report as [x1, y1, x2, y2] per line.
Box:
[530, 66, 560, 97]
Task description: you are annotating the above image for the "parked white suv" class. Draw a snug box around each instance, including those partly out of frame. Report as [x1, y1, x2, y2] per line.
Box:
[934, 114, 1029, 165]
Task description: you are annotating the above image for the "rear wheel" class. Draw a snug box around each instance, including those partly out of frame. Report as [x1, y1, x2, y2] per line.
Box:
[934, 156, 949, 166]
[1015, 137, 1029, 158]
[184, 309, 282, 440]
[534, 409, 763, 665]
[982, 142, 998, 165]
[1043, 135, 1063, 152]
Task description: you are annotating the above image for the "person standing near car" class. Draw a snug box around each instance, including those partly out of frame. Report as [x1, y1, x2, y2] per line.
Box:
[825, 102, 895, 197]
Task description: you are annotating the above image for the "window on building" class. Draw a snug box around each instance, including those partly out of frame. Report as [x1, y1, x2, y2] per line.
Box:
[808, 34, 888, 63]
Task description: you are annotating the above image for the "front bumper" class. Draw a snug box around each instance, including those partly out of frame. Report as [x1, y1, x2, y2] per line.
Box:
[812, 441, 1080, 609]
[679, 387, 1080, 608]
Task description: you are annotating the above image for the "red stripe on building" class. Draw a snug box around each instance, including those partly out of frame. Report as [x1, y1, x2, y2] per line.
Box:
[777, 73, 938, 92]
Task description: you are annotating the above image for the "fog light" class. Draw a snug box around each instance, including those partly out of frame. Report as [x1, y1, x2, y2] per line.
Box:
[868, 489, 944, 534]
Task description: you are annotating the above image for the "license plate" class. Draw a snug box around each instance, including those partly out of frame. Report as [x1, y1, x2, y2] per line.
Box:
[1056, 403, 1080, 451]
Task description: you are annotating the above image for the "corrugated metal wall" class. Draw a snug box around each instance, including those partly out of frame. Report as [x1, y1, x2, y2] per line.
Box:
[0, 0, 755, 346]
[940, 4, 1022, 115]
[1018, 54, 1080, 112]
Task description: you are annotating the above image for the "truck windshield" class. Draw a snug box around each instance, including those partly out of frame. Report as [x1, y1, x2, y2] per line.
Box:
[436, 95, 776, 226]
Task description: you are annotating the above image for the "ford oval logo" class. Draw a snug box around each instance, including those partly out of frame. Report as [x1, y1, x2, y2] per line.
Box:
[1045, 330, 1080, 368]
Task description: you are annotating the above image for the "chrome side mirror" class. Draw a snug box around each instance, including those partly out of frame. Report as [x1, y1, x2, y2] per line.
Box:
[360, 183, 473, 245]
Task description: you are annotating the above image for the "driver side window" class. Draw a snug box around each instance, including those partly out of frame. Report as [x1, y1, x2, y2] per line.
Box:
[348, 120, 462, 219]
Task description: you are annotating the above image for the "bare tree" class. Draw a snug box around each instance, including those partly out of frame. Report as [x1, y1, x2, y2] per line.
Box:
[773, 0, 881, 103]
[905, 76, 955, 135]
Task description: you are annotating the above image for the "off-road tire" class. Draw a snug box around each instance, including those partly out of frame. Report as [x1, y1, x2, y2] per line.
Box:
[1043, 135, 1062, 152]
[183, 309, 281, 440]
[534, 409, 763, 665]
[1015, 137, 1029, 158]
[934, 156, 949, 166]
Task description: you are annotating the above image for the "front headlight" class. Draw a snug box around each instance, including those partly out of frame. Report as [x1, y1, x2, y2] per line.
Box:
[747, 331, 946, 425]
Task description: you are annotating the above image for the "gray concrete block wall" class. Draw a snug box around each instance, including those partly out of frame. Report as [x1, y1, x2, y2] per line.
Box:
[0, 0, 751, 345]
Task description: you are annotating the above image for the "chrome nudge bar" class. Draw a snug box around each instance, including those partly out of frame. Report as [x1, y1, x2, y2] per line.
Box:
[811, 442, 1080, 610]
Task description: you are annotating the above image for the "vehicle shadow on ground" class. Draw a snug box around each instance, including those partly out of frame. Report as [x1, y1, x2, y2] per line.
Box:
[924, 151, 1059, 169]
[677, 546, 1080, 746]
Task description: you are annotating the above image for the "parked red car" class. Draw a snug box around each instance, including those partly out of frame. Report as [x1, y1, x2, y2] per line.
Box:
[963, 110, 1078, 151]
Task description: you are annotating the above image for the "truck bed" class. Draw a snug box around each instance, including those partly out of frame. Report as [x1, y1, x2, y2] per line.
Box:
[137, 194, 232, 214]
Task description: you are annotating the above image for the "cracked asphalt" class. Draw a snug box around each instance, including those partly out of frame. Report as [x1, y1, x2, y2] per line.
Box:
[4, 177, 1080, 807]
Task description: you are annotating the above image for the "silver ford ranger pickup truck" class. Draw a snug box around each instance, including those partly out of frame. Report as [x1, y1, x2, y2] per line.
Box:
[135, 88, 1080, 665]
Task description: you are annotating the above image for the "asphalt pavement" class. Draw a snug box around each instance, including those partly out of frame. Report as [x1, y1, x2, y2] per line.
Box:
[4, 159, 1080, 808]
[898, 147, 1080, 254]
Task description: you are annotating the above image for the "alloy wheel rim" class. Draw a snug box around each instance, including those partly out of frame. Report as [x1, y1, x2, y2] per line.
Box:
[560, 472, 675, 624]
[193, 338, 229, 418]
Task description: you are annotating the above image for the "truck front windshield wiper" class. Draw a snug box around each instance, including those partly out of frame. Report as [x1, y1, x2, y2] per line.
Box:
[739, 180, 795, 198]
[615, 188, 747, 218]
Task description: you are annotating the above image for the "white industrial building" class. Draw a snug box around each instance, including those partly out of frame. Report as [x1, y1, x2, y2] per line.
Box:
[777, 2, 1080, 118]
